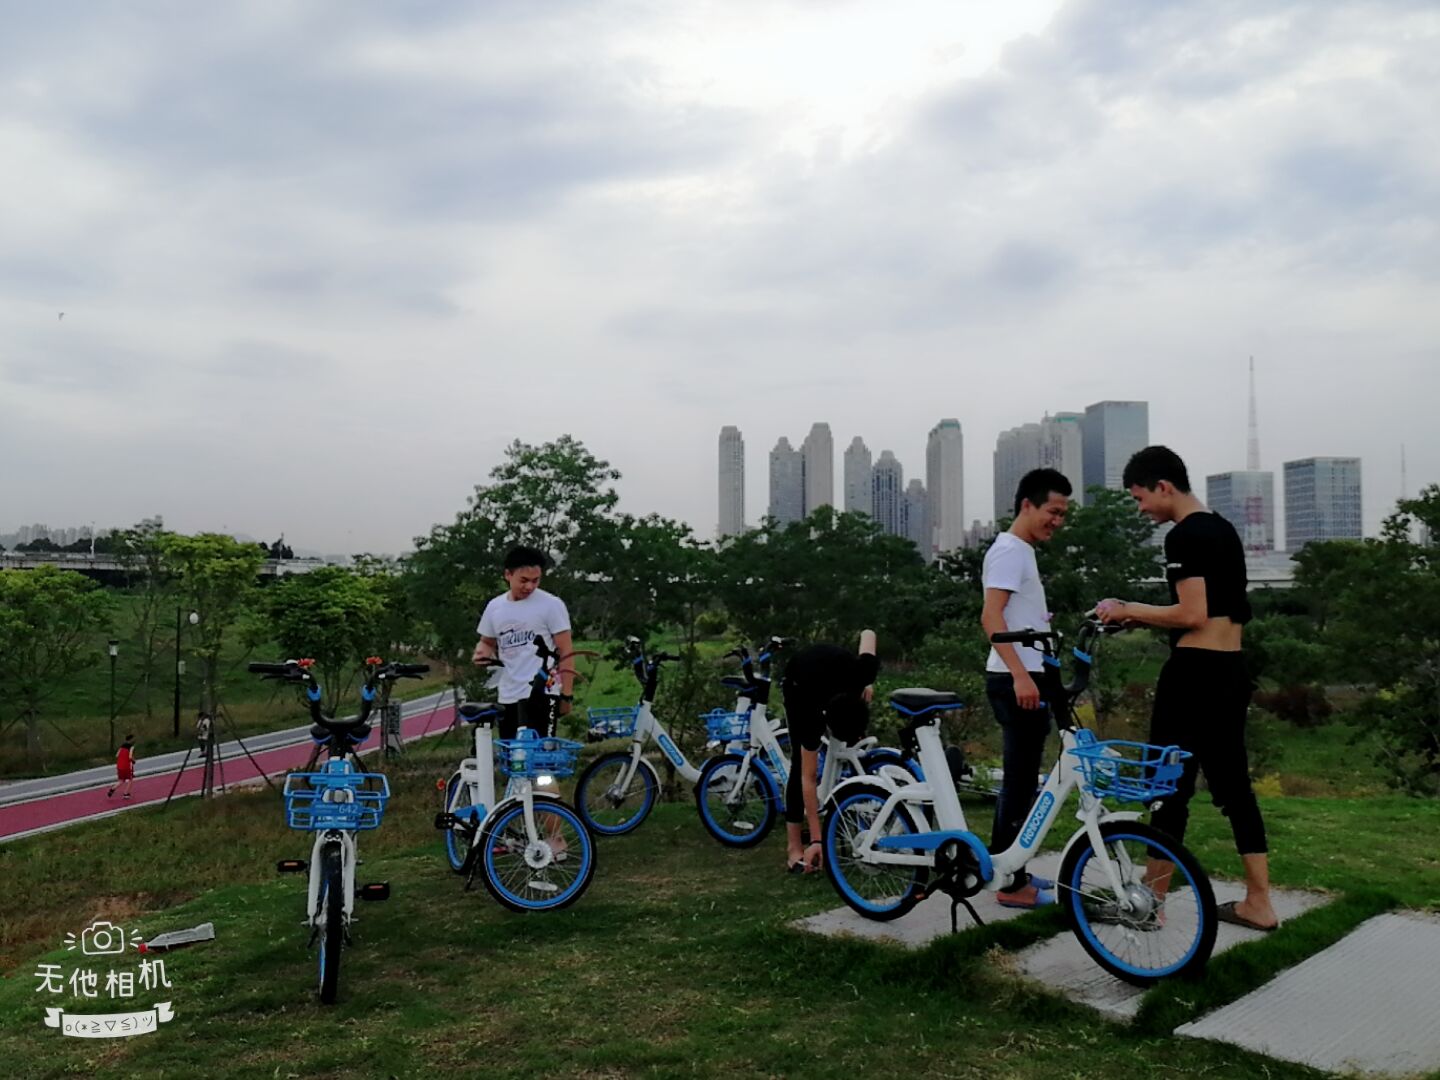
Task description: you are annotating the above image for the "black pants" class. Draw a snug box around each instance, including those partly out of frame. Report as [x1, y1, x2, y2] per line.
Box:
[986, 672, 1054, 887]
[500, 688, 560, 741]
[1148, 649, 1268, 856]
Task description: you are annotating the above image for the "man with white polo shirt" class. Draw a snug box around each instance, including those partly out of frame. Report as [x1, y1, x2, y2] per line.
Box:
[980, 467, 1071, 909]
[473, 545, 575, 739]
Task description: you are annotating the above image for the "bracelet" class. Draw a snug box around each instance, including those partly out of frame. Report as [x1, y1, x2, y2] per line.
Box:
[558, 693, 574, 701]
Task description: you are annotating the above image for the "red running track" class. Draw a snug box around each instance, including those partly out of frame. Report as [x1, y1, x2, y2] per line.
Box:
[0, 704, 457, 843]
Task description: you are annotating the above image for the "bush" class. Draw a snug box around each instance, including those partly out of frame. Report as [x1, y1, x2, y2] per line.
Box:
[1253, 684, 1333, 728]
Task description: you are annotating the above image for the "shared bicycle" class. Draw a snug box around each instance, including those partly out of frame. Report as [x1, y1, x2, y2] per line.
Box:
[252, 656, 429, 1004]
[822, 617, 1219, 986]
[694, 640, 915, 847]
[434, 640, 597, 912]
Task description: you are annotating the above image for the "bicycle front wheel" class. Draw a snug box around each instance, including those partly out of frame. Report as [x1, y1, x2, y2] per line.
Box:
[479, 800, 596, 912]
[694, 753, 778, 848]
[575, 752, 657, 836]
[1059, 820, 1217, 986]
[317, 842, 345, 1004]
[824, 782, 927, 920]
[443, 771, 476, 873]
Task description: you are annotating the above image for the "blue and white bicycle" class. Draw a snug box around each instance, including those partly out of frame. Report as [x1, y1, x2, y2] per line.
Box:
[694, 639, 915, 848]
[434, 642, 596, 912]
[251, 656, 428, 1004]
[572, 638, 713, 836]
[822, 617, 1218, 986]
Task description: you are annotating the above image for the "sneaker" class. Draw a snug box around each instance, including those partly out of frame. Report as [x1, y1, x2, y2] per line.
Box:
[123, 793, 131, 800]
[107, 788, 115, 798]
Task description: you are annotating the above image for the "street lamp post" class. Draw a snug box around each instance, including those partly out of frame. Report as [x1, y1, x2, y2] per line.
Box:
[172, 607, 183, 737]
[108, 639, 119, 755]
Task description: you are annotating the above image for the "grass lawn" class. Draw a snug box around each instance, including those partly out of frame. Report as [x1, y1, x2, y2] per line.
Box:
[4, 710, 1438, 1079]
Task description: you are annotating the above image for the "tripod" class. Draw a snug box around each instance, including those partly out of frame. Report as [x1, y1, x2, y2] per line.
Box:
[163, 695, 278, 807]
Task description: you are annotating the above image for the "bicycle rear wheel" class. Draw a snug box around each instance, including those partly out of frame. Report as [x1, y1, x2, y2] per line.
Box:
[575, 751, 657, 836]
[824, 782, 927, 920]
[1059, 820, 1217, 986]
[443, 771, 476, 873]
[316, 842, 345, 1004]
[694, 753, 778, 848]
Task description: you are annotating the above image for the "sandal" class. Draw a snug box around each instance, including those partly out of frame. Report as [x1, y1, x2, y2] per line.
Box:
[1215, 900, 1278, 932]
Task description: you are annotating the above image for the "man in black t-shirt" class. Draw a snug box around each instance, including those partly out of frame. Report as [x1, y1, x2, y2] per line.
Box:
[1096, 446, 1278, 931]
[779, 630, 879, 874]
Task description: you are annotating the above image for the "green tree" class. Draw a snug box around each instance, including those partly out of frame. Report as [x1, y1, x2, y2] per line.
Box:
[0, 567, 116, 764]
[715, 507, 935, 651]
[111, 518, 174, 720]
[161, 533, 265, 718]
[1035, 487, 1163, 625]
[252, 566, 390, 714]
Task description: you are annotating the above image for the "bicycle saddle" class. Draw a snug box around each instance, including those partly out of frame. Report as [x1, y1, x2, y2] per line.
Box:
[458, 703, 502, 724]
[888, 688, 965, 714]
[719, 677, 757, 692]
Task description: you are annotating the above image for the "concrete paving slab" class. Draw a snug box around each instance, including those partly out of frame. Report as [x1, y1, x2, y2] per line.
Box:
[1176, 912, 1440, 1077]
[794, 852, 1332, 1024]
[1013, 879, 1330, 1019]
[790, 855, 1064, 948]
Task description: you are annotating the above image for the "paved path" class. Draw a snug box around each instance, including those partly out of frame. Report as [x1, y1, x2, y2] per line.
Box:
[0, 692, 460, 844]
[1177, 912, 1440, 1076]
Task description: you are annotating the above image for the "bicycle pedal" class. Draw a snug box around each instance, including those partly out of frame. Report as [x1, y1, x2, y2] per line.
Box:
[434, 812, 456, 830]
[359, 882, 391, 902]
[276, 859, 307, 874]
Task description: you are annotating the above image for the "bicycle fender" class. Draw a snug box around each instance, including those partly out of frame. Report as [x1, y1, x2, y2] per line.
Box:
[1056, 810, 1144, 870]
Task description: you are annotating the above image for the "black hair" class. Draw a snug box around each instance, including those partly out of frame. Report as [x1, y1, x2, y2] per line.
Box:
[1013, 467, 1073, 516]
[1122, 445, 1191, 493]
[124, 733, 134, 742]
[503, 545, 549, 573]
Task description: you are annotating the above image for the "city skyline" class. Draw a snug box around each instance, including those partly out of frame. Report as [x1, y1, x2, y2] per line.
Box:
[4, 4, 1435, 553]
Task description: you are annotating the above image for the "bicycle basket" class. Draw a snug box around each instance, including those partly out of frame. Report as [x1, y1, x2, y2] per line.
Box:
[587, 705, 641, 739]
[283, 765, 390, 831]
[700, 708, 750, 744]
[1068, 738, 1189, 803]
[495, 733, 584, 779]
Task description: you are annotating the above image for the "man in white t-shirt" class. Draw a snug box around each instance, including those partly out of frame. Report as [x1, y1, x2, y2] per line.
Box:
[473, 545, 575, 740]
[980, 467, 1072, 909]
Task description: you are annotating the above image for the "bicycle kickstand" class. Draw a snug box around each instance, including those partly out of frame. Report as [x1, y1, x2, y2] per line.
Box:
[951, 895, 985, 934]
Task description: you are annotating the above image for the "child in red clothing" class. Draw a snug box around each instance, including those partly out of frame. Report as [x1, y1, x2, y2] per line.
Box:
[108, 734, 136, 800]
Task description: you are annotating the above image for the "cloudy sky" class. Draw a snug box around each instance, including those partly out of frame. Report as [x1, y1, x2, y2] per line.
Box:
[3, 0, 1437, 554]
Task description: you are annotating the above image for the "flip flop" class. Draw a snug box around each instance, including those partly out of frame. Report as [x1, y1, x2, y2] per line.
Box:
[996, 887, 1055, 909]
[1215, 900, 1279, 932]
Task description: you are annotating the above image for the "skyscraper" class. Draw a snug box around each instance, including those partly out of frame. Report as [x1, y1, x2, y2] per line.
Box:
[1081, 401, 1149, 503]
[926, 418, 964, 557]
[1284, 457, 1362, 551]
[1207, 471, 1276, 552]
[902, 479, 930, 557]
[717, 426, 745, 539]
[843, 437, 873, 516]
[801, 422, 834, 515]
[993, 423, 1042, 522]
[1205, 360, 1275, 553]
[768, 437, 804, 525]
[871, 451, 905, 537]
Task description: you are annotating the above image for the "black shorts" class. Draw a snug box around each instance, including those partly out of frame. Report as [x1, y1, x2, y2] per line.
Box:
[499, 693, 560, 741]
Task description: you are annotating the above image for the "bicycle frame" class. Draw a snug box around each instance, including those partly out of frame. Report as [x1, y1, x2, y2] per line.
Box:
[835, 622, 1145, 905]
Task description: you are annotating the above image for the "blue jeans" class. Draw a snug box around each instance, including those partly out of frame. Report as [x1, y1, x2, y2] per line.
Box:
[986, 673, 1053, 888]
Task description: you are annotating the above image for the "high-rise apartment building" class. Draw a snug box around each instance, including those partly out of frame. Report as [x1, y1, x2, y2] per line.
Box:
[801, 423, 834, 514]
[926, 419, 964, 556]
[1284, 457, 1362, 551]
[1081, 401, 1149, 503]
[1207, 471, 1276, 552]
[843, 437, 873, 516]
[768, 437, 804, 525]
[717, 426, 746, 539]
[902, 479, 930, 556]
[871, 451, 905, 537]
